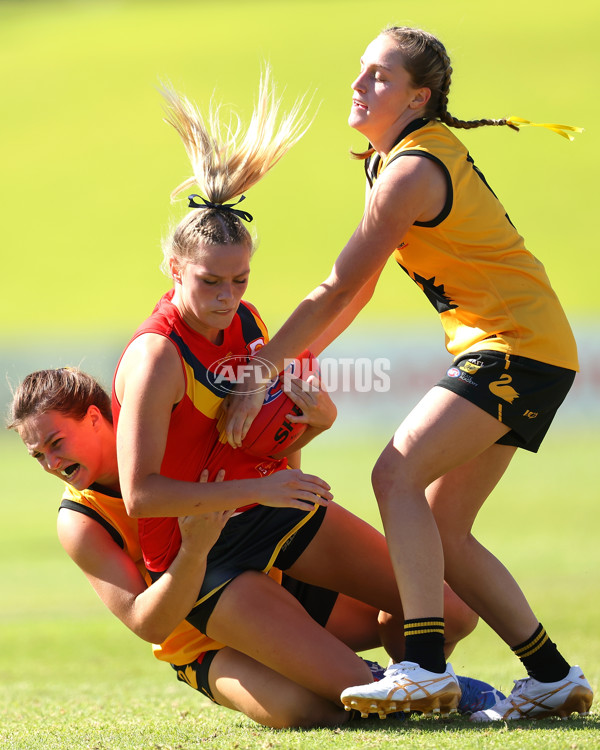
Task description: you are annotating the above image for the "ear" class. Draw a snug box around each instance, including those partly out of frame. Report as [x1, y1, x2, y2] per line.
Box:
[169, 257, 182, 284]
[410, 87, 431, 111]
[87, 404, 103, 429]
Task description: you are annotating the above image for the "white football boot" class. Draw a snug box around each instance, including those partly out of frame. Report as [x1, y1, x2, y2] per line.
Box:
[470, 665, 593, 721]
[340, 661, 461, 719]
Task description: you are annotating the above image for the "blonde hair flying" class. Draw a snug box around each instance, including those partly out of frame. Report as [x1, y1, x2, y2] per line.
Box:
[159, 67, 314, 271]
[160, 66, 314, 205]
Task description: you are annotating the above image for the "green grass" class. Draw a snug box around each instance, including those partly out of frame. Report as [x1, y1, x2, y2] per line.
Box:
[1, 425, 599, 749]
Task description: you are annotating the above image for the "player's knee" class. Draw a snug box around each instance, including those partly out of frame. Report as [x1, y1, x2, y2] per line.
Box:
[371, 457, 391, 505]
[371, 454, 410, 509]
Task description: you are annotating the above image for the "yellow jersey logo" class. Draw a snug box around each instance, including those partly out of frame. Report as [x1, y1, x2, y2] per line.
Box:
[460, 360, 482, 375]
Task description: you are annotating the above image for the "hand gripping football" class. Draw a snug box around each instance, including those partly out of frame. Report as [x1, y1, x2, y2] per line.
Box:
[241, 349, 319, 457]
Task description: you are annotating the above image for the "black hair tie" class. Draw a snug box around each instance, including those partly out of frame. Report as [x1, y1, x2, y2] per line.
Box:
[187, 194, 254, 222]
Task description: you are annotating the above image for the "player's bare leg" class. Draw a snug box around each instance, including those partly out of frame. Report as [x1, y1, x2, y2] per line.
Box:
[209, 646, 349, 728]
[205, 570, 373, 706]
[341, 388, 509, 716]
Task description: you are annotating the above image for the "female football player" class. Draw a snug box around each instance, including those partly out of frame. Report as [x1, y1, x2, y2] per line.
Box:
[9, 367, 496, 727]
[110, 69, 508, 721]
[221, 28, 593, 721]
[111, 70, 412, 652]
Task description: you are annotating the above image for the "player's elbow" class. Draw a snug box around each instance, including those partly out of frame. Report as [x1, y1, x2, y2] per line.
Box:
[121, 471, 164, 517]
[121, 487, 149, 518]
[136, 622, 171, 644]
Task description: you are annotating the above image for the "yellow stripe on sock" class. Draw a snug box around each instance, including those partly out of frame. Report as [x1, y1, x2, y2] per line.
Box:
[516, 633, 549, 658]
[405, 620, 445, 636]
[513, 628, 548, 657]
[404, 628, 445, 636]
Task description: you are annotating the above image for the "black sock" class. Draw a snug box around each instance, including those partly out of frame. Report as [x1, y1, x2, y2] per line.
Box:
[403, 617, 446, 674]
[512, 623, 570, 682]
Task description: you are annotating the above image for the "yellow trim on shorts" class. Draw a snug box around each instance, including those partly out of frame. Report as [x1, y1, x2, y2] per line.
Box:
[190, 503, 319, 609]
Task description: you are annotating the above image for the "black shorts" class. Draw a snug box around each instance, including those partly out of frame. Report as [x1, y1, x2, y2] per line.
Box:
[436, 350, 576, 453]
[171, 574, 338, 704]
[177, 503, 327, 633]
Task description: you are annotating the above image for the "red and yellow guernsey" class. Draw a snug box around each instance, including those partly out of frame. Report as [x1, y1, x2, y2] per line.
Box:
[112, 290, 288, 574]
[369, 118, 578, 371]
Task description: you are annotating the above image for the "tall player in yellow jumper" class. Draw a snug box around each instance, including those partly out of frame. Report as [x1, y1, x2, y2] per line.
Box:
[223, 26, 593, 721]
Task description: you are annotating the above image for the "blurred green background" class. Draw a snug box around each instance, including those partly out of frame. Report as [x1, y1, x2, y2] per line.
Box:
[1, 0, 598, 340]
[1, 3, 599, 744]
[1, 0, 598, 414]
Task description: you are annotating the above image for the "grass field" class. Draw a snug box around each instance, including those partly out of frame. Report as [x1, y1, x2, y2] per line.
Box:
[1, 0, 599, 747]
[1, 425, 599, 749]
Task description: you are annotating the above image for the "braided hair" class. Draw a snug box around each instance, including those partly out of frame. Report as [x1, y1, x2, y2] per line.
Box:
[353, 26, 518, 161]
[384, 26, 516, 132]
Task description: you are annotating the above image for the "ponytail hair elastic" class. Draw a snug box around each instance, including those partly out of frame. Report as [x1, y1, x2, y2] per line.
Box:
[187, 194, 254, 222]
[505, 117, 584, 141]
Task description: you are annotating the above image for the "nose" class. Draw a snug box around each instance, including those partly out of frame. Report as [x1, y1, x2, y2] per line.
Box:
[217, 283, 234, 302]
[45, 451, 61, 472]
[351, 71, 366, 93]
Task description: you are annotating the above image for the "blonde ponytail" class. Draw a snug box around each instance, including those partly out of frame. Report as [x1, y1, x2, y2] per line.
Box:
[160, 67, 315, 270]
[160, 67, 314, 205]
